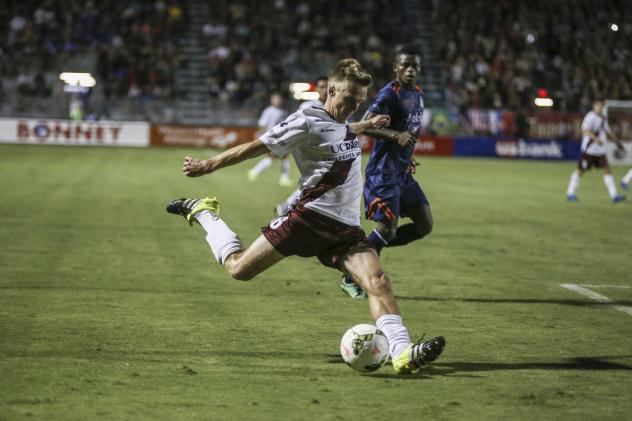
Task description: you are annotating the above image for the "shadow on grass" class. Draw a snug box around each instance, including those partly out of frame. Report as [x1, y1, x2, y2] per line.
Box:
[395, 296, 632, 306]
[358, 356, 632, 379]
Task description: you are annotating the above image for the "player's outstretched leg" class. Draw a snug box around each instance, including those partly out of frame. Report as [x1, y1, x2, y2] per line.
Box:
[167, 197, 220, 225]
[340, 249, 445, 374]
[167, 196, 242, 265]
[167, 196, 284, 280]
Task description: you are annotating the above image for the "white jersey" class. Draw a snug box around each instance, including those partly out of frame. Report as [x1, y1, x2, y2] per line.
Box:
[297, 99, 325, 111]
[580, 110, 610, 156]
[260, 107, 362, 227]
[257, 105, 288, 130]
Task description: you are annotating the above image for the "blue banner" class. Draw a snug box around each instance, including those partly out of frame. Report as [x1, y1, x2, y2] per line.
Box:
[453, 137, 581, 160]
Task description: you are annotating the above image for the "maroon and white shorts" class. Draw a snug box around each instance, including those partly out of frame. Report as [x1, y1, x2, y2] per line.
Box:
[578, 153, 609, 171]
[261, 206, 375, 269]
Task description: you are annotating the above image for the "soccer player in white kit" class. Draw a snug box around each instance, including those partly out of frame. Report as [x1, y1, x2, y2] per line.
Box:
[166, 59, 445, 374]
[566, 99, 626, 203]
[274, 76, 329, 216]
[247, 93, 292, 186]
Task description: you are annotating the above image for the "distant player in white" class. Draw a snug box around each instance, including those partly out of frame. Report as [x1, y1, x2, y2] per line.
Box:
[166, 59, 445, 374]
[247, 93, 292, 186]
[275, 76, 329, 216]
[566, 99, 626, 203]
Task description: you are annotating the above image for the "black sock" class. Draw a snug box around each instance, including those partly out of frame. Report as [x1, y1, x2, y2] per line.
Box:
[386, 223, 423, 247]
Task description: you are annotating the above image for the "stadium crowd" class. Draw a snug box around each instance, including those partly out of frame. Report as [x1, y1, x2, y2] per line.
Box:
[433, 0, 632, 111]
[1, 0, 183, 116]
[2, 0, 631, 120]
[200, 0, 403, 106]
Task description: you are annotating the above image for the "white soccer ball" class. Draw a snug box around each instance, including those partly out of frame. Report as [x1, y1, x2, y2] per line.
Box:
[340, 324, 389, 373]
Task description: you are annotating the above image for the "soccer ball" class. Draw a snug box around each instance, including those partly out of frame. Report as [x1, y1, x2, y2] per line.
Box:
[340, 324, 389, 373]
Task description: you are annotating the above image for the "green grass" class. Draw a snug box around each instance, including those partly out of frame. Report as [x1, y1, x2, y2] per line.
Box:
[1, 144, 631, 420]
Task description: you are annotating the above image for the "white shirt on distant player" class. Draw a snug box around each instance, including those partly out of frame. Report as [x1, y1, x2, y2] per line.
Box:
[581, 110, 611, 156]
[258, 105, 288, 130]
[259, 107, 362, 227]
[297, 99, 325, 111]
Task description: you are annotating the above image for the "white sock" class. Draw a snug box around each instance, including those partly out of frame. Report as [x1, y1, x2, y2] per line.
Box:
[603, 174, 618, 199]
[566, 171, 580, 196]
[280, 158, 290, 178]
[250, 157, 273, 176]
[623, 169, 632, 184]
[195, 211, 242, 264]
[376, 314, 412, 358]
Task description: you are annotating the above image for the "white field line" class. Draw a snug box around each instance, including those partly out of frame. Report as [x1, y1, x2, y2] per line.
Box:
[578, 284, 631, 289]
[560, 283, 632, 316]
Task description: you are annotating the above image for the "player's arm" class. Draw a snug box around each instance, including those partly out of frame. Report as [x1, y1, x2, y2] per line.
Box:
[182, 139, 269, 177]
[605, 126, 624, 150]
[360, 110, 417, 148]
[348, 114, 391, 134]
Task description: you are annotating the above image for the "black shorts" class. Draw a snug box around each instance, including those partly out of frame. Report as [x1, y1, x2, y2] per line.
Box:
[578, 153, 609, 171]
[261, 207, 375, 269]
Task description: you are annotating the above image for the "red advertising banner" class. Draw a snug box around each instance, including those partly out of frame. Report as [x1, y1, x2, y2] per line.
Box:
[0, 118, 149, 147]
[414, 135, 454, 156]
[527, 112, 584, 140]
[150, 124, 257, 148]
[358, 134, 454, 156]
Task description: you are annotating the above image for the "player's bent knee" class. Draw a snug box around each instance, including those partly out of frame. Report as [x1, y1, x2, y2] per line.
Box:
[418, 219, 433, 237]
[379, 225, 398, 242]
[364, 272, 393, 297]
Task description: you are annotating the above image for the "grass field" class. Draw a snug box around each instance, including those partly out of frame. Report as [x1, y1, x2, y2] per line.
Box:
[1, 143, 631, 420]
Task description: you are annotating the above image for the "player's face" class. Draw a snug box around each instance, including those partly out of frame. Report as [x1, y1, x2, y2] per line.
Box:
[394, 54, 421, 87]
[271, 94, 283, 108]
[593, 101, 604, 114]
[315, 80, 328, 103]
[329, 81, 368, 120]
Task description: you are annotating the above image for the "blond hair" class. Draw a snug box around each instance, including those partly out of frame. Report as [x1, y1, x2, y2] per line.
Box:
[329, 58, 372, 87]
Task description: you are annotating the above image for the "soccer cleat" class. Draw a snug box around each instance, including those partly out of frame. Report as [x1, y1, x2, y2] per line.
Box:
[621, 181, 629, 192]
[340, 276, 367, 299]
[166, 197, 220, 226]
[566, 194, 578, 202]
[392, 336, 446, 374]
[612, 194, 626, 204]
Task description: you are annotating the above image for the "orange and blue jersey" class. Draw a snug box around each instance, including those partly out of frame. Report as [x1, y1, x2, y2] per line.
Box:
[363, 80, 428, 222]
[365, 80, 424, 179]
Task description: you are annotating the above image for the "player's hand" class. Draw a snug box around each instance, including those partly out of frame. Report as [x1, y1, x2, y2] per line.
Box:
[408, 159, 420, 174]
[183, 156, 210, 177]
[395, 131, 417, 148]
[367, 114, 390, 130]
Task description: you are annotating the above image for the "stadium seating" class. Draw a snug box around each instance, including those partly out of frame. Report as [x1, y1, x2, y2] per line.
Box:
[1, 0, 630, 121]
[432, 0, 632, 111]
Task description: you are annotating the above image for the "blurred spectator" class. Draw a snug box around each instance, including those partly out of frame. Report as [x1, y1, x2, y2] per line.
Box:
[1, 0, 184, 119]
[433, 0, 632, 112]
[200, 0, 404, 108]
